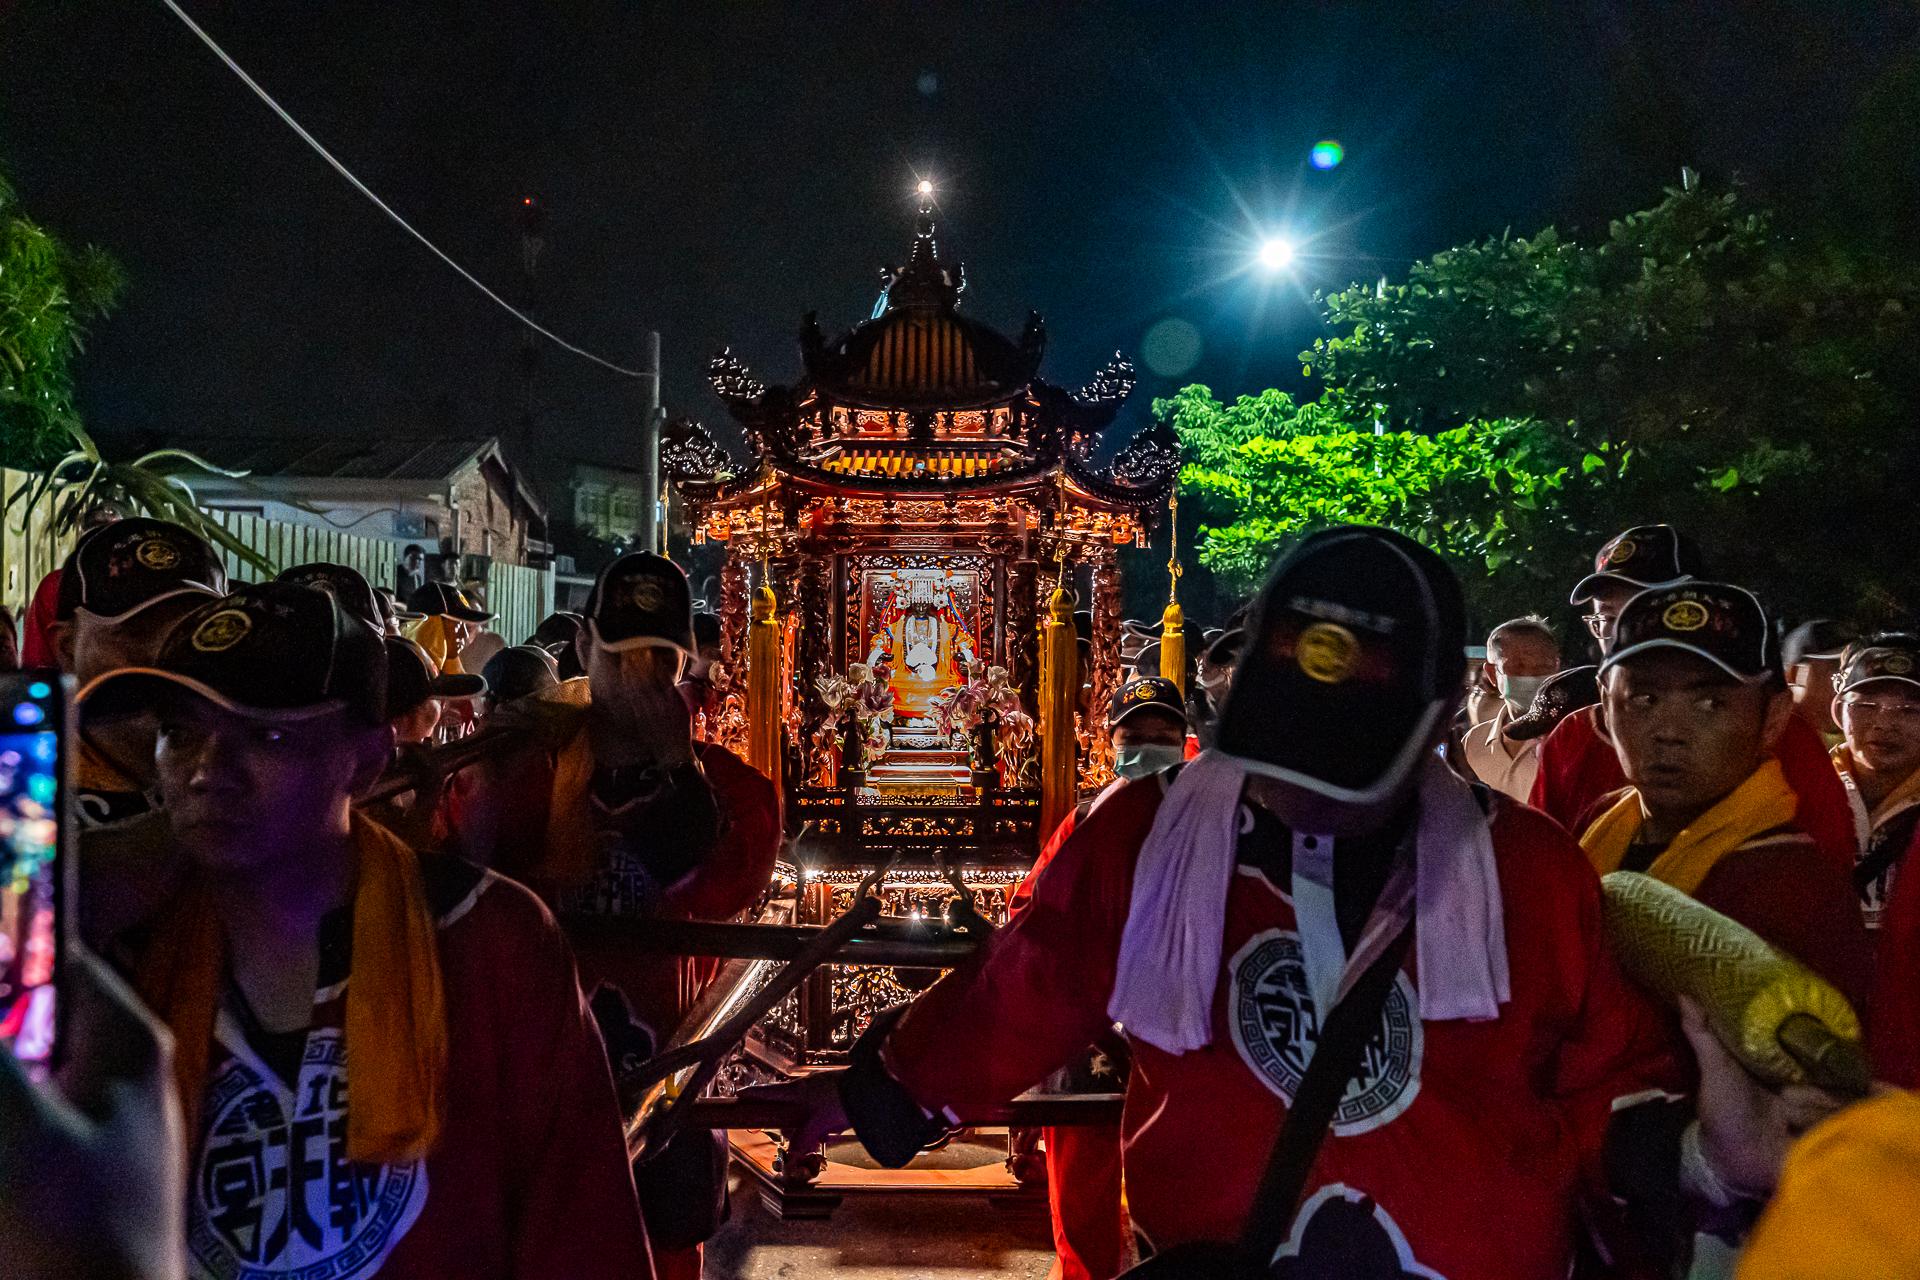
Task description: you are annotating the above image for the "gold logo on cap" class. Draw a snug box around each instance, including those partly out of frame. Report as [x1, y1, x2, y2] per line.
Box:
[629, 578, 665, 613]
[136, 539, 181, 570]
[1296, 622, 1358, 684]
[191, 609, 252, 652]
[1606, 537, 1637, 566]
[1130, 684, 1156, 701]
[1662, 600, 1709, 632]
[1886, 653, 1916, 676]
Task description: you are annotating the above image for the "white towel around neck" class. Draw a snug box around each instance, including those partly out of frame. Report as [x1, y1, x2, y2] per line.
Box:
[1107, 749, 1510, 1054]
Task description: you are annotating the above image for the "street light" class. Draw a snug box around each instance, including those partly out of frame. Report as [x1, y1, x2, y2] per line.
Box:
[917, 179, 934, 197]
[1257, 236, 1296, 272]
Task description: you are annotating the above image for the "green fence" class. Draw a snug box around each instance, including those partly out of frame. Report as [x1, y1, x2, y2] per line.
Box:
[2, 470, 552, 646]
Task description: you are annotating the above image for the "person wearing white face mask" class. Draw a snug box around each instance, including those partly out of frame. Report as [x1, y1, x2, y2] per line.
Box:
[1462, 616, 1560, 801]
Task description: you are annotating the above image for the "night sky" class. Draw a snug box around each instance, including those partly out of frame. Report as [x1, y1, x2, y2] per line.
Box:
[3, 1, 1915, 486]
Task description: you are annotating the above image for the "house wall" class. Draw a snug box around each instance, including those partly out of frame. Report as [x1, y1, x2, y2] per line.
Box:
[568, 464, 650, 542]
[452, 458, 540, 564]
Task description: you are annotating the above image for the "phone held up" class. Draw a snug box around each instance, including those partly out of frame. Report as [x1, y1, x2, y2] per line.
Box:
[0, 671, 73, 1082]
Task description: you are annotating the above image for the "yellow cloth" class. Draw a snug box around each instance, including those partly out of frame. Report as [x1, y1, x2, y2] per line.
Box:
[1737, 1091, 1920, 1279]
[77, 737, 145, 792]
[536, 723, 600, 889]
[1832, 745, 1920, 830]
[136, 815, 447, 1164]
[1581, 758, 1799, 896]
[408, 614, 466, 675]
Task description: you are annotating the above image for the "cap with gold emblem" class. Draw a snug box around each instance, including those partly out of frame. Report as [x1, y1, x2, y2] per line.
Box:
[1599, 582, 1774, 683]
[77, 582, 389, 725]
[55, 517, 228, 624]
[585, 551, 695, 654]
[1567, 524, 1701, 606]
[1216, 525, 1466, 802]
[1107, 676, 1188, 730]
[1832, 635, 1920, 699]
[407, 579, 494, 623]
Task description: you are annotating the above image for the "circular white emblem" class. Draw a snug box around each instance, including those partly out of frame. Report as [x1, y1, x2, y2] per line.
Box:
[190, 1028, 427, 1277]
[1228, 929, 1422, 1136]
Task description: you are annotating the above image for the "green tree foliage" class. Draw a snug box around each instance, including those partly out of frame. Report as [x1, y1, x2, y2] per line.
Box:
[1162, 386, 1572, 619]
[0, 172, 123, 470]
[1169, 180, 1920, 624]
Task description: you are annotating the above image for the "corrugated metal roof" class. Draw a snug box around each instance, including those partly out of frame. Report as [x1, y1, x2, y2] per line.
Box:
[166, 436, 494, 482]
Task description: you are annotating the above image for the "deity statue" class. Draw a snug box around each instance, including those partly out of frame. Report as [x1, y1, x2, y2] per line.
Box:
[867, 577, 974, 681]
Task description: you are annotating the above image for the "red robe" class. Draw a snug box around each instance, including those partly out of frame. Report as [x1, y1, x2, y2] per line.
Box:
[1012, 806, 1128, 1280]
[175, 858, 652, 1280]
[877, 781, 1677, 1277]
[1868, 819, 1920, 1086]
[1530, 705, 1858, 873]
[19, 568, 61, 668]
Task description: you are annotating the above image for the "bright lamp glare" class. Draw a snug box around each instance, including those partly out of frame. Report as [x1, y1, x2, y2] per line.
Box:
[917, 179, 934, 196]
[1257, 237, 1296, 271]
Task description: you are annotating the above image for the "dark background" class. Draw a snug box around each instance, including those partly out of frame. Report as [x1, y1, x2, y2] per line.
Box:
[3, 0, 1917, 488]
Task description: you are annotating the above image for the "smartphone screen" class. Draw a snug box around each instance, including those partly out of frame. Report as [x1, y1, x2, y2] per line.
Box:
[0, 675, 67, 1081]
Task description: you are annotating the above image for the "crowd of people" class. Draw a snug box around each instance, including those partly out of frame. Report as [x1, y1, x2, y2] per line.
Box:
[3, 511, 1919, 1278]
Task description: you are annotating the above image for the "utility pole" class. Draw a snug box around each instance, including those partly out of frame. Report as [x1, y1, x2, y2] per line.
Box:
[638, 329, 664, 553]
[514, 195, 546, 462]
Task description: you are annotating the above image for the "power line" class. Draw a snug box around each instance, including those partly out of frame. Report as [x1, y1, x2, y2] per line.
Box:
[156, 0, 653, 383]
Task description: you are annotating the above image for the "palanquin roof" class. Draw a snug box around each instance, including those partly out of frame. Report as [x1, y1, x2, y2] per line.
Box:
[665, 199, 1178, 516]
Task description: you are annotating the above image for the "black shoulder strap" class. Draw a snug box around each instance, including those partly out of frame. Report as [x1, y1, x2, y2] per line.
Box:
[1854, 828, 1910, 893]
[1238, 918, 1417, 1265]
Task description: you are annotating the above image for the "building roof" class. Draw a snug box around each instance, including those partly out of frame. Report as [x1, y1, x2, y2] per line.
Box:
[167, 436, 498, 482]
[674, 198, 1171, 509]
[173, 435, 548, 523]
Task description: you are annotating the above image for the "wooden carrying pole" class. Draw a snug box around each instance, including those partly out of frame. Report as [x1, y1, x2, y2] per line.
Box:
[1038, 574, 1079, 841]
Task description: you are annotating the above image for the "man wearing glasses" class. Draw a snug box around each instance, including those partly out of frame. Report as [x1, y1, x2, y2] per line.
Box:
[1527, 527, 1857, 876]
[1844, 636, 1920, 1085]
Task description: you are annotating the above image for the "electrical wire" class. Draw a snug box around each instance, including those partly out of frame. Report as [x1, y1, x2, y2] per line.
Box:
[156, 0, 654, 382]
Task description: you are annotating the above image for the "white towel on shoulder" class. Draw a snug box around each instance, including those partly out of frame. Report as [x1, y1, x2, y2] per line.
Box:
[1108, 750, 1509, 1054]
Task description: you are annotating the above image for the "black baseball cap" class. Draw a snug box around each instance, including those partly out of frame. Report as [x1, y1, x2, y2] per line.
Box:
[481, 644, 561, 704]
[1783, 619, 1858, 669]
[1108, 676, 1187, 730]
[1832, 637, 1920, 698]
[278, 562, 382, 632]
[1568, 524, 1701, 605]
[376, 586, 424, 624]
[77, 582, 389, 725]
[1201, 628, 1248, 671]
[585, 552, 694, 654]
[1504, 665, 1601, 741]
[692, 611, 722, 652]
[408, 580, 494, 622]
[386, 636, 486, 714]
[1216, 526, 1466, 802]
[56, 518, 227, 624]
[1599, 582, 1775, 683]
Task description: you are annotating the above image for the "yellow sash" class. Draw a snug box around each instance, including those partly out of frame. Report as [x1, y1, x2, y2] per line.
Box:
[1832, 745, 1920, 831]
[1581, 758, 1799, 896]
[137, 815, 447, 1164]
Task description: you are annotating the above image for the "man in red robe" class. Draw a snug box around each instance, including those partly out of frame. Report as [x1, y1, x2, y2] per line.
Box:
[1531, 525, 1856, 871]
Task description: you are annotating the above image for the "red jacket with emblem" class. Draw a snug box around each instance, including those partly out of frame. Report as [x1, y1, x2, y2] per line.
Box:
[169, 859, 652, 1280]
[876, 780, 1677, 1279]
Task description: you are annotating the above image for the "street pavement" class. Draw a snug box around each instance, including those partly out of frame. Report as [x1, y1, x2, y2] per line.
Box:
[706, 1173, 1056, 1279]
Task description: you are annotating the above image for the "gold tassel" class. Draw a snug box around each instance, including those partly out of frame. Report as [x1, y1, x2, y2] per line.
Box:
[1159, 598, 1185, 692]
[1038, 577, 1079, 841]
[1601, 871, 1869, 1095]
[1160, 492, 1185, 692]
[747, 580, 784, 792]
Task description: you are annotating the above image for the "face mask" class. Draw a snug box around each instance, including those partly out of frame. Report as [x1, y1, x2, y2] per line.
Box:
[1114, 742, 1187, 780]
[1498, 673, 1547, 713]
